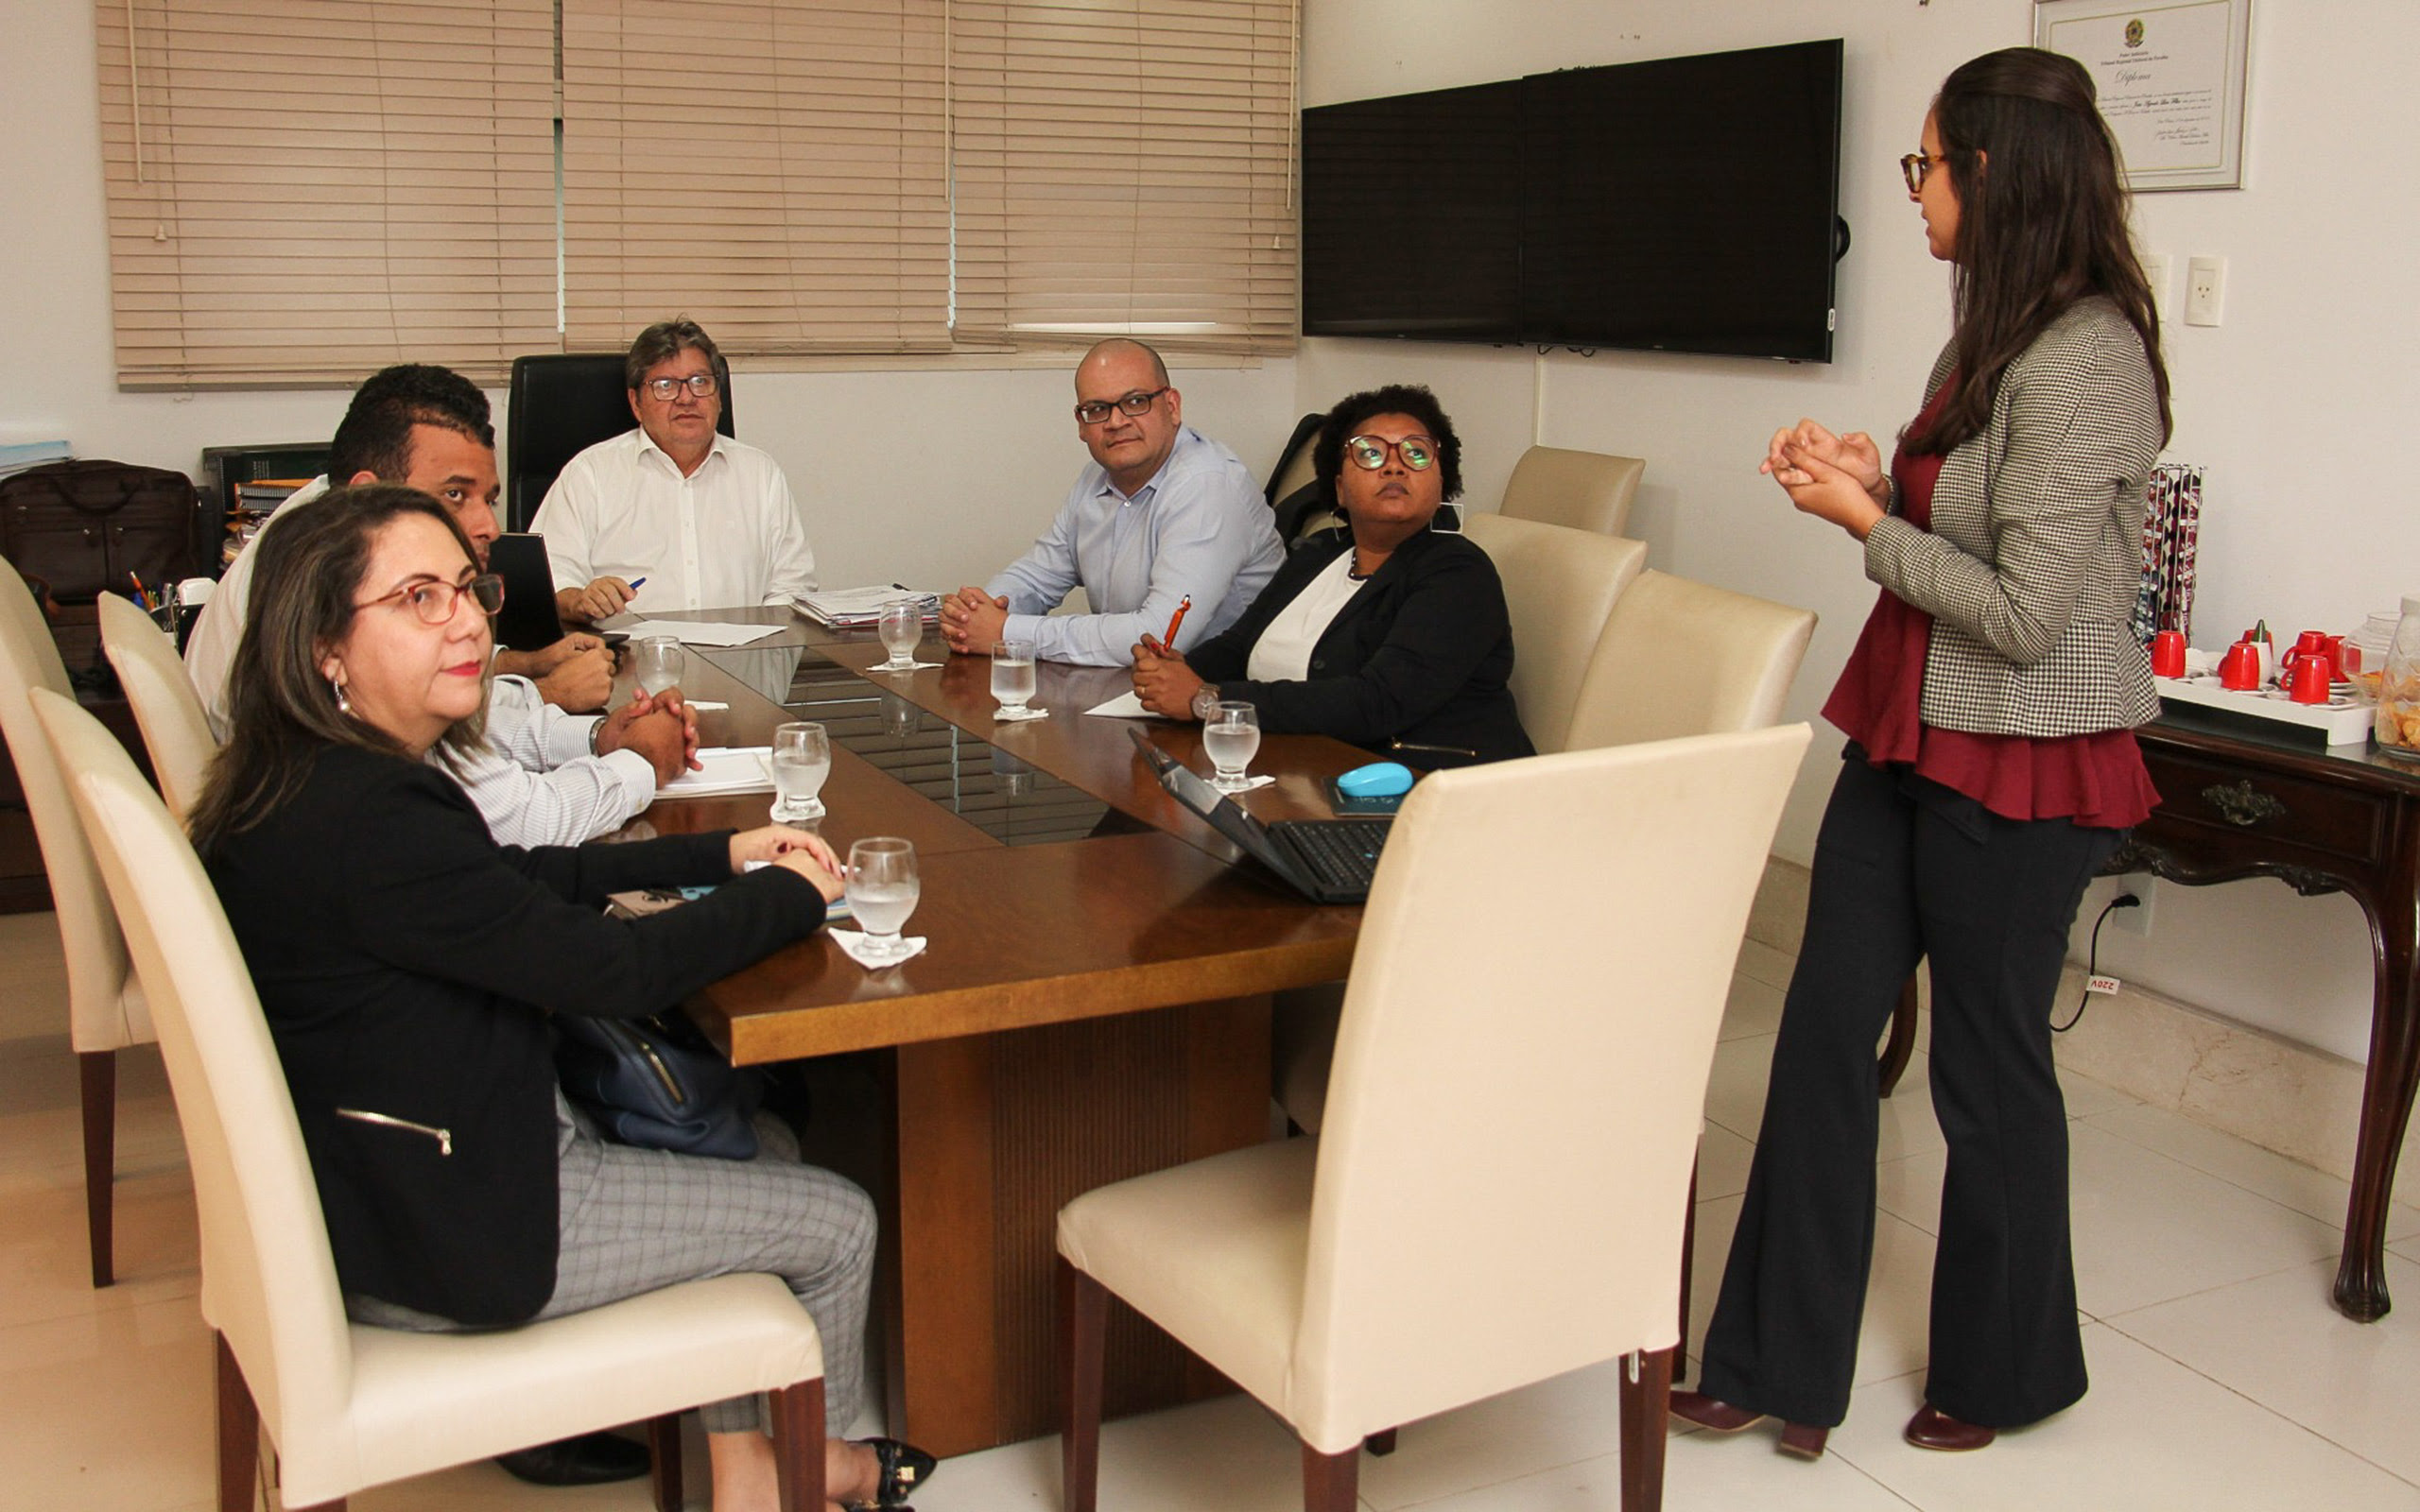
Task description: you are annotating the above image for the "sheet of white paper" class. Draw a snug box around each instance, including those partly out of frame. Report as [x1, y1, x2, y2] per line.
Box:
[658, 746, 776, 796]
[1084, 691, 1158, 718]
[620, 619, 785, 647]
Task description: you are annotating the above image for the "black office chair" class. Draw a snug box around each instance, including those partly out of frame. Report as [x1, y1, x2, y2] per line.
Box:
[504, 352, 738, 532]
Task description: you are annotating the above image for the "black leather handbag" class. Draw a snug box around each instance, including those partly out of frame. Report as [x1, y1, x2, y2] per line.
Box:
[552, 1011, 763, 1160]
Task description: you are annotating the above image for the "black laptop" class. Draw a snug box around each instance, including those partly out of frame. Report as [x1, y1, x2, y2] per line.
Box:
[1130, 730, 1392, 904]
[488, 532, 628, 652]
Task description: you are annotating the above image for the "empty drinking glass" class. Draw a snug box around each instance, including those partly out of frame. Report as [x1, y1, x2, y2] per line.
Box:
[845, 837, 921, 963]
[991, 639, 1038, 718]
[876, 598, 924, 672]
[1202, 700, 1260, 792]
[633, 635, 685, 696]
[769, 721, 831, 822]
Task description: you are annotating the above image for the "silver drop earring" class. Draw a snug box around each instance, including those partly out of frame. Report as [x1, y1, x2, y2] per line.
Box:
[329, 671, 354, 716]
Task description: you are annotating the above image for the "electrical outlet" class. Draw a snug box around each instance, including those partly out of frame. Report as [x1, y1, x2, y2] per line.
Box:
[2114, 874, 2155, 936]
[2185, 255, 2226, 326]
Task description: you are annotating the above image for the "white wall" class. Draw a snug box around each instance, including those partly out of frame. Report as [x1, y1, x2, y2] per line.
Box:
[1300, 0, 2411, 1064]
[0, 0, 1300, 609]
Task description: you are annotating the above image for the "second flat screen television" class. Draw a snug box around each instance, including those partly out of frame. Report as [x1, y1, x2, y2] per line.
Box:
[1302, 39, 1844, 363]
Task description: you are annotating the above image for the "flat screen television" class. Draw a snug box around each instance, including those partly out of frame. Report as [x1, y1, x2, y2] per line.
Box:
[1301, 79, 1524, 344]
[1300, 39, 1845, 363]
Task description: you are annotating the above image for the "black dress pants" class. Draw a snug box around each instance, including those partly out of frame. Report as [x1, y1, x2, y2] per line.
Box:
[1698, 752, 2120, 1429]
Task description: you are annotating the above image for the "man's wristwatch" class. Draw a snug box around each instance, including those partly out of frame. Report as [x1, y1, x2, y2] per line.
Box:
[1190, 684, 1222, 722]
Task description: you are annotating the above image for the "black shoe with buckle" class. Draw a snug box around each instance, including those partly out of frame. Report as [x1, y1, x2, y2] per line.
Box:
[493, 1430, 651, 1486]
[847, 1436, 938, 1509]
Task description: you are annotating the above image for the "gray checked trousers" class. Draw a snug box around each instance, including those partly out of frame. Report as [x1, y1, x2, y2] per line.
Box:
[349, 1094, 875, 1435]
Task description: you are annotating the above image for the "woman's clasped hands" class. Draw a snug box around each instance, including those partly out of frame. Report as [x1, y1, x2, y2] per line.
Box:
[1760, 418, 1889, 541]
[729, 825, 847, 902]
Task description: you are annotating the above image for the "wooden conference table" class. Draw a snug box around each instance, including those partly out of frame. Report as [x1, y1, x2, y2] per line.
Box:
[620, 608, 1372, 1456]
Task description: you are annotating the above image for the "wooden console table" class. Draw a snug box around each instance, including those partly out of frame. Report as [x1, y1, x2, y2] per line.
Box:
[1877, 708, 2420, 1321]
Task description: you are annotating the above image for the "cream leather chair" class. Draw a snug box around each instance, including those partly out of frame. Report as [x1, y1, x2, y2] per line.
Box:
[1459, 511, 1646, 754]
[97, 592, 216, 821]
[1564, 569, 1817, 751]
[1272, 514, 1648, 1134]
[30, 687, 830, 1512]
[1498, 444, 1647, 537]
[0, 570, 150, 1287]
[1059, 725, 1811, 1512]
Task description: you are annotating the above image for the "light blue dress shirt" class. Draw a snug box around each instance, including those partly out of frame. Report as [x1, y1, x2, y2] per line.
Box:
[985, 426, 1283, 666]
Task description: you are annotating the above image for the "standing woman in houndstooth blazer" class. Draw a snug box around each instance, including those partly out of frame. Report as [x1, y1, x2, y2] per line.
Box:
[1672, 46, 2170, 1458]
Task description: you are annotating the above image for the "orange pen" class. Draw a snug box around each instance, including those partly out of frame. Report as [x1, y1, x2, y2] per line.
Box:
[1161, 594, 1192, 649]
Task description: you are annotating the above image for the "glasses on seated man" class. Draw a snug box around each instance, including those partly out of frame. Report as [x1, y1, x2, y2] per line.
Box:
[642, 372, 720, 402]
[1072, 387, 1171, 426]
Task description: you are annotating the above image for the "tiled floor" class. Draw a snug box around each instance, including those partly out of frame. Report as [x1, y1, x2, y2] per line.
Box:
[9, 908, 2420, 1510]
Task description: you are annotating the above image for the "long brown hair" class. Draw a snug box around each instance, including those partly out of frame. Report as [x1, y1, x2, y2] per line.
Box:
[1904, 47, 2172, 455]
[188, 486, 489, 851]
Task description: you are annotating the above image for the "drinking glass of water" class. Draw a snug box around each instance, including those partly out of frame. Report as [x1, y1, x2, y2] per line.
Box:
[769, 721, 830, 822]
[633, 635, 685, 696]
[876, 598, 924, 672]
[1202, 700, 1260, 792]
[845, 837, 920, 963]
[991, 639, 1038, 718]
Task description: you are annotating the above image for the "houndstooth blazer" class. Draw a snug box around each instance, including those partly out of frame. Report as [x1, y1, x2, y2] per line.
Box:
[1864, 296, 2164, 739]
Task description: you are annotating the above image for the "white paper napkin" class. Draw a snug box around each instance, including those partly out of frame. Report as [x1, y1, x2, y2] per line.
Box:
[828, 929, 927, 969]
[1219, 774, 1275, 793]
[867, 660, 945, 674]
[1085, 691, 1158, 718]
[994, 705, 1050, 722]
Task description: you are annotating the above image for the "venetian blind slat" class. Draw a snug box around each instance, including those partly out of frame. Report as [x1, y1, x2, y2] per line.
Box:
[95, 0, 557, 387]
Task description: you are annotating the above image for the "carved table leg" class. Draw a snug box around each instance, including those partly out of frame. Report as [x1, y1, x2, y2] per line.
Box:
[2338, 836, 2420, 1321]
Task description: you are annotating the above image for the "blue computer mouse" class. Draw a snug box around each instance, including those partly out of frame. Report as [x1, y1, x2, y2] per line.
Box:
[1335, 761, 1414, 799]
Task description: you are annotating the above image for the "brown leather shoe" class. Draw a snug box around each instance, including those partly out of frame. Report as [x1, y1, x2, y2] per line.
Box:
[1668, 1391, 1828, 1458]
[1904, 1404, 1996, 1452]
[1668, 1390, 1764, 1433]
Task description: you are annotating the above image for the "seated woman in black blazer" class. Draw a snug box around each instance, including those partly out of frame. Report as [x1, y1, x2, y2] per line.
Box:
[188, 485, 929, 1512]
[1131, 384, 1531, 768]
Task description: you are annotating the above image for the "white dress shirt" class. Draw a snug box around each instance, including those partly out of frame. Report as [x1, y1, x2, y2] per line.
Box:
[531, 428, 818, 613]
[455, 676, 654, 848]
[184, 474, 332, 739]
[984, 426, 1282, 667]
[1246, 551, 1363, 683]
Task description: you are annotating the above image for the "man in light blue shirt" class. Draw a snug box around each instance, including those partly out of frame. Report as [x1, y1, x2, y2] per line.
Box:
[941, 339, 1282, 667]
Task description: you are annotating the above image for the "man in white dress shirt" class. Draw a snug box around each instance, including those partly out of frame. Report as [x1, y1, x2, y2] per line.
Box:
[184, 365, 692, 850]
[534, 318, 818, 624]
[940, 338, 1280, 667]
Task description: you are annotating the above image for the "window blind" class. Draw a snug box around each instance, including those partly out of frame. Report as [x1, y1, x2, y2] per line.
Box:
[95, 0, 558, 387]
[561, 0, 954, 355]
[949, 0, 1299, 355]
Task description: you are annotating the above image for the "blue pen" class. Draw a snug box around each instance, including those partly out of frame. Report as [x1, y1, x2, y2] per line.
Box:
[628, 576, 647, 590]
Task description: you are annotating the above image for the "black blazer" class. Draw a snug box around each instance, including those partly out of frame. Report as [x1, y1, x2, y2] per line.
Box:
[203, 744, 827, 1326]
[1186, 527, 1532, 768]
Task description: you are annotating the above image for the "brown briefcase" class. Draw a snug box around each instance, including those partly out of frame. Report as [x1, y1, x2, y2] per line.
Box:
[0, 458, 206, 605]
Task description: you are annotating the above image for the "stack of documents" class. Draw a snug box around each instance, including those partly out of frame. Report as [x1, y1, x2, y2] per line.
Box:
[794, 585, 943, 628]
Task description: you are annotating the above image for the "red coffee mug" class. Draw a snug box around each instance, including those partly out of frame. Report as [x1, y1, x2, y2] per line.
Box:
[2219, 642, 2261, 691]
[2150, 630, 2187, 678]
[2290, 651, 2332, 704]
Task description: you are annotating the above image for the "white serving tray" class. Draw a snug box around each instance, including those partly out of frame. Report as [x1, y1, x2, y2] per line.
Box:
[2155, 673, 2374, 747]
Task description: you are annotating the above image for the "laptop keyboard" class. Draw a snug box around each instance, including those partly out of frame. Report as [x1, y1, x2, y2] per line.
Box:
[1275, 819, 1393, 892]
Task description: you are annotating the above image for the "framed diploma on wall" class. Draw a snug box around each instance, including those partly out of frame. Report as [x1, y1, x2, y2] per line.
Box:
[2035, 0, 2251, 191]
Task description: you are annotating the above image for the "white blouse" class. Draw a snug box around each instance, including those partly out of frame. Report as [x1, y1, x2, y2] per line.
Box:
[1246, 552, 1366, 683]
